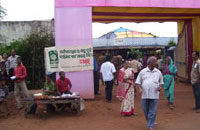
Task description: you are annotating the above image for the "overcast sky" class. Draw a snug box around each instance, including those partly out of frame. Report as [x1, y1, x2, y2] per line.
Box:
[1, 0, 178, 38]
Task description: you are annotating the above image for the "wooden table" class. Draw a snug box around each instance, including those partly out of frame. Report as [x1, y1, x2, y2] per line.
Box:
[24, 96, 81, 117]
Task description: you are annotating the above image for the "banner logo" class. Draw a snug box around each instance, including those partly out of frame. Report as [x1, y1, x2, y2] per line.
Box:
[48, 50, 59, 68]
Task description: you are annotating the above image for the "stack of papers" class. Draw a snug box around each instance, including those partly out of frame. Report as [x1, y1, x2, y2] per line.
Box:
[61, 94, 72, 97]
[72, 92, 80, 96]
[52, 96, 60, 98]
[10, 76, 16, 80]
[33, 93, 43, 97]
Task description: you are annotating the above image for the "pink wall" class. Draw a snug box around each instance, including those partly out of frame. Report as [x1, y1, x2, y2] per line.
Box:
[55, 7, 94, 99]
[55, 0, 200, 8]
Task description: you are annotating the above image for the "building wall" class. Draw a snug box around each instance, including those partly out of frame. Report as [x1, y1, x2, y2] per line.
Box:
[55, 7, 94, 99]
[0, 20, 54, 44]
[175, 24, 187, 80]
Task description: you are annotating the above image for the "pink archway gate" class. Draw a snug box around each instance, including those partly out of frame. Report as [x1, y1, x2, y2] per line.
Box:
[55, 0, 200, 98]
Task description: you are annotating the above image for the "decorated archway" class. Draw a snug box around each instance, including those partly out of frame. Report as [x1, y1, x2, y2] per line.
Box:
[55, 0, 200, 98]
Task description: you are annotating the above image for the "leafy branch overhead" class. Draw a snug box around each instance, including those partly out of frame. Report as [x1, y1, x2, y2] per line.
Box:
[0, 5, 6, 19]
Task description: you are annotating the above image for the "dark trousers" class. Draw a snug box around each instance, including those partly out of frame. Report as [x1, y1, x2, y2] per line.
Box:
[9, 68, 14, 92]
[28, 103, 37, 114]
[47, 104, 56, 112]
[192, 82, 200, 109]
[134, 72, 139, 79]
[94, 71, 99, 94]
[105, 80, 114, 101]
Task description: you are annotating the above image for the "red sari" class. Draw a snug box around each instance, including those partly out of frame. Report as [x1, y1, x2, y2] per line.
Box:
[117, 68, 135, 116]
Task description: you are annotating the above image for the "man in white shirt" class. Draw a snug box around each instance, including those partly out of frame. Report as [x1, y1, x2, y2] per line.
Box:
[7, 49, 19, 92]
[7, 50, 19, 71]
[191, 51, 200, 113]
[135, 56, 164, 130]
[100, 55, 116, 102]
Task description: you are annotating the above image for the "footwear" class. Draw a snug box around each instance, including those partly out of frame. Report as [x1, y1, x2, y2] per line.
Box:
[95, 92, 100, 95]
[196, 109, 200, 113]
[121, 114, 131, 117]
[192, 107, 197, 110]
[106, 100, 112, 103]
[17, 106, 23, 110]
[170, 104, 174, 109]
[148, 128, 154, 130]
[131, 113, 137, 116]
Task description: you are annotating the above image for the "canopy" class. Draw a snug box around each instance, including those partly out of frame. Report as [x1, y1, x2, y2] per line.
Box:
[55, 0, 200, 8]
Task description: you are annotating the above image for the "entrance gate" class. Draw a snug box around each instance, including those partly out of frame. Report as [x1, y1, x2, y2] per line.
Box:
[55, 0, 200, 98]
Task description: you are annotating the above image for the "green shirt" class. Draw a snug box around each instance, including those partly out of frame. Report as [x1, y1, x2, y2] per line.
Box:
[44, 81, 55, 91]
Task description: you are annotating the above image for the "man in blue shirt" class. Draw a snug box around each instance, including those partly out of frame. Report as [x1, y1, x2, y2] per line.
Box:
[93, 53, 99, 95]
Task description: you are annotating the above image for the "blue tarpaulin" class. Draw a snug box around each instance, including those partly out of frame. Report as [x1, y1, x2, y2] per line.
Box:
[113, 27, 132, 32]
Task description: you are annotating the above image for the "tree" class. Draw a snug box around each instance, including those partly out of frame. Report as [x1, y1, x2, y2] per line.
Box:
[0, 31, 55, 89]
[0, 5, 6, 19]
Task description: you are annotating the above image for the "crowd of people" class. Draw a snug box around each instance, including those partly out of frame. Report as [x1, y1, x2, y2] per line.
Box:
[0, 50, 27, 110]
[0, 49, 73, 113]
[1, 48, 200, 130]
[94, 50, 200, 130]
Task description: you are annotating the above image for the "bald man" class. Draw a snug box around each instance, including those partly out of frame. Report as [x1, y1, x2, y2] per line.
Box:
[136, 56, 164, 130]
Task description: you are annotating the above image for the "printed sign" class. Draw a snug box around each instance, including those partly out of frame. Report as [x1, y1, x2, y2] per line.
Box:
[45, 45, 94, 72]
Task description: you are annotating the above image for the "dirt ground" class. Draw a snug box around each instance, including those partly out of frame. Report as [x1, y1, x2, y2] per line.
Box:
[0, 81, 200, 130]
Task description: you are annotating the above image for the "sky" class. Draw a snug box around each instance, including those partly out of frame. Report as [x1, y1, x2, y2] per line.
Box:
[1, 0, 178, 38]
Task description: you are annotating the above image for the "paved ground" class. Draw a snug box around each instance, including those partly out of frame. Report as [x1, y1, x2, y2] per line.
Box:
[0, 81, 199, 130]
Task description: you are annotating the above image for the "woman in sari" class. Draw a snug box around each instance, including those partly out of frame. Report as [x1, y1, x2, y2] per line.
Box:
[117, 61, 135, 116]
[162, 56, 177, 109]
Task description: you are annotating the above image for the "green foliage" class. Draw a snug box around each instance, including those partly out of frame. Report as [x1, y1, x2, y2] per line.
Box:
[167, 39, 176, 47]
[0, 31, 55, 89]
[127, 47, 142, 59]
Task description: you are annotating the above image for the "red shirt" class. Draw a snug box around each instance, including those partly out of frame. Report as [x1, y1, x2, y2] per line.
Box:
[14, 64, 27, 83]
[56, 78, 71, 93]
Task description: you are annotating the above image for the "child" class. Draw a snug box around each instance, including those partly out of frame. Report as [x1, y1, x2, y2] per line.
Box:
[43, 75, 56, 112]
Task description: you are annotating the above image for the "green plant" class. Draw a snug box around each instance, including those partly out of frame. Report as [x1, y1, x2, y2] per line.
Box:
[127, 47, 142, 59]
[0, 31, 55, 89]
[168, 38, 176, 47]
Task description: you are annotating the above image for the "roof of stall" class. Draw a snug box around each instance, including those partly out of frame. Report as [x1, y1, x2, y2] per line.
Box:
[93, 37, 177, 48]
[99, 27, 155, 39]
